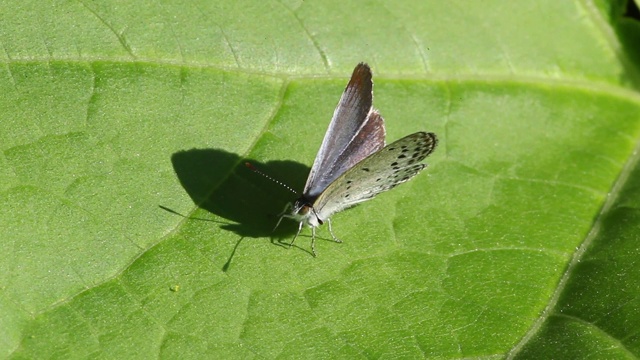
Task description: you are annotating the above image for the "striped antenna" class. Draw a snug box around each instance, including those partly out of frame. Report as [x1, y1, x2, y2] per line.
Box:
[245, 162, 298, 195]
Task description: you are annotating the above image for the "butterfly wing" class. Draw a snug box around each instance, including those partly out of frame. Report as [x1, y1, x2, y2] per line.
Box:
[303, 63, 386, 199]
[313, 132, 438, 220]
[314, 110, 385, 196]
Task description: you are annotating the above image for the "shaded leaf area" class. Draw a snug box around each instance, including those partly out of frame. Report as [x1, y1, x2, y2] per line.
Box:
[2, 0, 640, 359]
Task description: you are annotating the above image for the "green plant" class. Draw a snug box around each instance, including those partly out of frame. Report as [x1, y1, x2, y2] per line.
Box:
[1, 1, 639, 358]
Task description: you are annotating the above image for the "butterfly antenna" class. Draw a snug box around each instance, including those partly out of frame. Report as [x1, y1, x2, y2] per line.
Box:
[245, 162, 299, 195]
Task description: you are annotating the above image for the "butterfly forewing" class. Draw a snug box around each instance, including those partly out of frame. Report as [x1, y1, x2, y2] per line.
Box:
[310, 110, 385, 198]
[314, 132, 438, 220]
[303, 63, 385, 199]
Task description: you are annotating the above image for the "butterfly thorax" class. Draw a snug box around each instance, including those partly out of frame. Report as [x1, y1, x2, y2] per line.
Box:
[291, 196, 323, 228]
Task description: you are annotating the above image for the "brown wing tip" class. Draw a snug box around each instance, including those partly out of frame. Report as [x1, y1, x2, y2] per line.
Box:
[349, 63, 372, 87]
[355, 62, 370, 72]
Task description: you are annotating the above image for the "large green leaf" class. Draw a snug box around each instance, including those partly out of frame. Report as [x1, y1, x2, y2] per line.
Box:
[2, 0, 640, 358]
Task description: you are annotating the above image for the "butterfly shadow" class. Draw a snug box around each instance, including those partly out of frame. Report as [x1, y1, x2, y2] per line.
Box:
[165, 148, 314, 269]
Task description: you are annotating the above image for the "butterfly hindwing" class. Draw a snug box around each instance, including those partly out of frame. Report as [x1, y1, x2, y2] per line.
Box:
[314, 132, 438, 220]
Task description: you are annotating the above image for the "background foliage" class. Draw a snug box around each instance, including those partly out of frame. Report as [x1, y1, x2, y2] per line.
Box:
[1, 0, 640, 358]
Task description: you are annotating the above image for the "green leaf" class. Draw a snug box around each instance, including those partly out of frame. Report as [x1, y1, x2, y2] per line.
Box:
[1, 0, 640, 358]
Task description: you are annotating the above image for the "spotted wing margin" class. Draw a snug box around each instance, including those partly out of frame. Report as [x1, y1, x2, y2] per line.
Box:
[303, 63, 386, 199]
[313, 132, 438, 220]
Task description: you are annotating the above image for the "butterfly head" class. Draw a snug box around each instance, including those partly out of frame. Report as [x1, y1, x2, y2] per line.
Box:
[292, 196, 323, 227]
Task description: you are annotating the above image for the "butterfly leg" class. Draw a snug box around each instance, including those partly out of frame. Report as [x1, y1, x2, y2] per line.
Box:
[289, 220, 304, 248]
[310, 226, 317, 257]
[273, 203, 293, 232]
[327, 218, 342, 243]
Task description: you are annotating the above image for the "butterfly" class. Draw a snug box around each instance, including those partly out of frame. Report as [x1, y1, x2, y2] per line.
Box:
[252, 63, 437, 256]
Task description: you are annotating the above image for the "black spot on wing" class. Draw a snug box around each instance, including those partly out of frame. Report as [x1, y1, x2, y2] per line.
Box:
[361, 163, 427, 199]
[316, 132, 436, 212]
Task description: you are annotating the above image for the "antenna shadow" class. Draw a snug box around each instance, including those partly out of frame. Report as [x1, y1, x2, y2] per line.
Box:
[170, 148, 309, 239]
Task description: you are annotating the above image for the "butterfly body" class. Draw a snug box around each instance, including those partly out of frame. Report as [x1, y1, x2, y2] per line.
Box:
[280, 63, 437, 256]
[291, 196, 322, 227]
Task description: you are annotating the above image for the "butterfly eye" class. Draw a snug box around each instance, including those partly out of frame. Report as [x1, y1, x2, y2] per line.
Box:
[296, 204, 311, 215]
